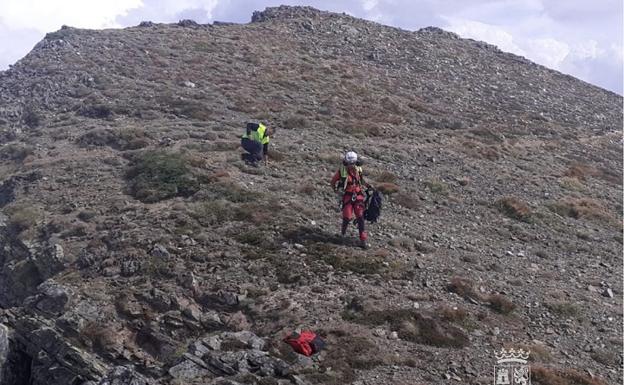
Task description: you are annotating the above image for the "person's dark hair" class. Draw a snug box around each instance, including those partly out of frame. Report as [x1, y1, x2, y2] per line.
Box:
[246, 122, 259, 131]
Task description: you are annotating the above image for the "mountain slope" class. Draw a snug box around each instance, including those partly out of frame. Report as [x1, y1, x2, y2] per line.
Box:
[0, 5, 622, 385]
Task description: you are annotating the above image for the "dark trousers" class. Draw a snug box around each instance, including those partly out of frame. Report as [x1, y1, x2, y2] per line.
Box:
[241, 138, 263, 163]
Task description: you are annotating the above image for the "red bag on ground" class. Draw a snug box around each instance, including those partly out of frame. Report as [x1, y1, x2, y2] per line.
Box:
[283, 330, 325, 356]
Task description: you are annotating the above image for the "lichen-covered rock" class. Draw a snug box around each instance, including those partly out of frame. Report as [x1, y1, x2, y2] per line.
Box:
[24, 279, 72, 315]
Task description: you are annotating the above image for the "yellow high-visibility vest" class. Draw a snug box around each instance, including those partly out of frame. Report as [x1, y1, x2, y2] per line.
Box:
[242, 123, 270, 144]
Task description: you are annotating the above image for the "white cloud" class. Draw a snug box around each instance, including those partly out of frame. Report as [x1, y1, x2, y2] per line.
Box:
[0, 0, 143, 32]
[570, 40, 603, 60]
[361, 0, 378, 12]
[439, 6, 621, 93]
[523, 37, 569, 69]
[609, 43, 624, 63]
[442, 17, 526, 56]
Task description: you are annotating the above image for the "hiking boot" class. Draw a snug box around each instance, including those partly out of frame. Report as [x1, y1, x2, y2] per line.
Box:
[359, 239, 369, 250]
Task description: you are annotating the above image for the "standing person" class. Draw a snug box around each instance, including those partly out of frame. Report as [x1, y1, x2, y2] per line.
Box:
[241, 122, 272, 167]
[330, 151, 371, 249]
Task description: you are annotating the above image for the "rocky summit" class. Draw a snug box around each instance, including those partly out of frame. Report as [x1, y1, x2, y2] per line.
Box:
[0, 5, 622, 385]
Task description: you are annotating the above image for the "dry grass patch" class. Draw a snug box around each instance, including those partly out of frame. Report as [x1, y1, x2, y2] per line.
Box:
[388, 236, 425, 252]
[436, 305, 478, 330]
[76, 128, 149, 150]
[267, 149, 286, 162]
[447, 277, 516, 315]
[234, 200, 282, 225]
[341, 119, 381, 137]
[496, 196, 532, 222]
[531, 366, 608, 385]
[447, 277, 482, 301]
[559, 176, 584, 191]
[317, 152, 341, 164]
[437, 305, 470, 323]
[376, 182, 399, 195]
[304, 331, 382, 385]
[344, 307, 469, 348]
[545, 301, 581, 318]
[564, 162, 622, 186]
[372, 171, 398, 183]
[548, 198, 616, 224]
[487, 294, 516, 315]
[394, 191, 419, 209]
[208, 169, 230, 180]
[211, 141, 239, 151]
[461, 139, 502, 160]
[283, 114, 308, 129]
[81, 322, 122, 354]
[297, 183, 316, 195]
[197, 179, 255, 203]
[321, 250, 387, 275]
[564, 163, 595, 180]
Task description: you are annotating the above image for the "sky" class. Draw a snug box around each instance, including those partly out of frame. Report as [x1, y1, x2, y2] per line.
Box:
[0, 0, 622, 94]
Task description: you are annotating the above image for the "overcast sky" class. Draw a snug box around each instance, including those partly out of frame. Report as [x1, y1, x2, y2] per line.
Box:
[1, 0, 622, 94]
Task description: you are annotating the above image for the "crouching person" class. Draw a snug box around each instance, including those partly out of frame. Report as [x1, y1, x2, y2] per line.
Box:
[241, 122, 271, 167]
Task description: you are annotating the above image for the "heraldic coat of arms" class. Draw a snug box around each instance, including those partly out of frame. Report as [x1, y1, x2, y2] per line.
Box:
[494, 348, 530, 385]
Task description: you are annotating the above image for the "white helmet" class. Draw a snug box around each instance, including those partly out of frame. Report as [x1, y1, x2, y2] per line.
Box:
[344, 151, 358, 164]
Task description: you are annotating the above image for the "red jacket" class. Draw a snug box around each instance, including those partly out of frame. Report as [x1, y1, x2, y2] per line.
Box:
[331, 165, 365, 194]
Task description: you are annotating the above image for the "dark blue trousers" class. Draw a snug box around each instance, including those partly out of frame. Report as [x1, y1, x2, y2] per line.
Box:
[241, 138, 263, 162]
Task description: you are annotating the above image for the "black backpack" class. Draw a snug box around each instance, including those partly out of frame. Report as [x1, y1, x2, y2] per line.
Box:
[364, 189, 383, 223]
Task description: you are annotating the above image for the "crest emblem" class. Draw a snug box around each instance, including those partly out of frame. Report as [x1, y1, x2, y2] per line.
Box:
[494, 348, 530, 385]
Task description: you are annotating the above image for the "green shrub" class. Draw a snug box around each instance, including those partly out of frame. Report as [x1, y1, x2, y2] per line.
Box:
[425, 179, 448, 195]
[77, 127, 148, 150]
[78, 104, 113, 120]
[126, 151, 199, 203]
[22, 105, 41, 128]
[6, 204, 40, 233]
[77, 210, 97, 222]
[546, 301, 580, 318]
[201, 180, 255, 203]
[189, 199, 232, 225]
[591, 349, 619, 367]
[0, 143, 34, 162]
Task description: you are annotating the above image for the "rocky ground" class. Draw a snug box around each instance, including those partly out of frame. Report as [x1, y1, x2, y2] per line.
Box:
[0, 5, 622, 385]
